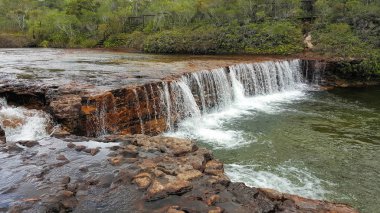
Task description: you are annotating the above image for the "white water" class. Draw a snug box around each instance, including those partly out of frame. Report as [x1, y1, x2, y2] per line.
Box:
[0, 98, 51, 142]
[226, 163, 329, 199]
[162, 59, 328, 199]
[164, 59, 306, 148]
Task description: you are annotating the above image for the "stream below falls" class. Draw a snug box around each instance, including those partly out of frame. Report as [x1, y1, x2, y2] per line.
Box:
[168, 86, 380, 213]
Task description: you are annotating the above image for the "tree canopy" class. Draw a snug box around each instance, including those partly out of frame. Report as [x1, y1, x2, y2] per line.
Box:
[0, 0, 378, 64]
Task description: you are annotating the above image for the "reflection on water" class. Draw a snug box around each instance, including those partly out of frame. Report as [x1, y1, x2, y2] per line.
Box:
[170, 86, 380, 213]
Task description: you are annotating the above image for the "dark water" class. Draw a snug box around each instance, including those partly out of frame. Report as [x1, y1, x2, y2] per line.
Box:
[172, 86, 380, 213]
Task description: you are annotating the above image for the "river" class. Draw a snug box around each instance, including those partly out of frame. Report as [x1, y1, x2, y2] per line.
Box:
[169, 86, 380, 213]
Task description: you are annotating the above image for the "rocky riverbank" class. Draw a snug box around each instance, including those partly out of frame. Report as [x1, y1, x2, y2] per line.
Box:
[0, 134, 358, 213]
[1, 49, 377, 212]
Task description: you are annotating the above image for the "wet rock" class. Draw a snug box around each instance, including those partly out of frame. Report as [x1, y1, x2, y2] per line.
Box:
[206, 195, 220, 206]
[125, 158, 139, 163]
[0, 125, 6, 144]
[49, 95, 82, 135]
[61, 197, 78, 209]
[84, 148, 100, 156]
[75, 145, 86, 152]
[133, 172, 153, 189]
[2, 118, 24, 128]
[98, 173, 115, 188]
[177, 170, 203, 181]
[138, 159, 157, 170]
[146, 179, 193, 201]
[61, 176, 71, 184]
[79, 166, 89, 172]
[146, 180, 166, 201]
[67, 142, 75, 149]
[208, 174, 230, 186]
[109, 156, 124, 166]
[167, 206, 185, 213]
[61, 190, 74, 197]
[208, 207, 224, 213]
[152, 136, 197, 156]
[5, 143, 24, 152]
[204, 160, 224, 176]
[18, 140, 39, 148]
[56, 154, 68, 161]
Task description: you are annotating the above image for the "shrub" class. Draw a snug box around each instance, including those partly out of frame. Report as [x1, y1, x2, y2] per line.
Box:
[143, 22, 303, 55]
[313, 23, 370, 58]
[242, 21, 304, 55]
[104, 32, 146, 50]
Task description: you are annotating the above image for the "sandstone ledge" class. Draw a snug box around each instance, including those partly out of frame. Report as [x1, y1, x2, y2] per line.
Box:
[1, 134, 358, 213]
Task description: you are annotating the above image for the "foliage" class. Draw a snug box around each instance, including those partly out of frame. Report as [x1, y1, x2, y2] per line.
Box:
[313, 23, 370, 58]
[0, 0, 378, 62]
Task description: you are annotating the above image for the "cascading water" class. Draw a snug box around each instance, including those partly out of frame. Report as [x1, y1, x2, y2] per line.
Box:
[0, 98, 52, 142]
[158, 59, 304, 129]
[162, 59, 328, 200]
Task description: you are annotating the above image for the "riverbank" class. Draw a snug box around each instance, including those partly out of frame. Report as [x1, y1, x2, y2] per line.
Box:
[0, 128, 358, 212]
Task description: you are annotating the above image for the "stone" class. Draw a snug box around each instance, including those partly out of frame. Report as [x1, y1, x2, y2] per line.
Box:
[0, 125, 6, 144]
[84, 148, 100, 156]
[208, 174, 230, 186]
[146, 180, 167, 201]
[61, 190, 74, 197]
[177, 170, 202, 181]
[2, 118, 24, 128]
[133, 173, 153, 189]
[49, 95, 82, 135]
[67, 142, 75, 149]
[165, 179, 193, 195]
[204, 160, 224, 176]
[167, 206, 185, 213]
[134, 176, 152, 189]
[61, 176, 71, 185]
[61, 197, 78, 209]
[75, 145, 86, 152]
[108, 156, 124, 166]
[79, 166, 89, 172]
[208, 207, 224, 213]
[206, 195, 220, 206]
[18, 140, 39, 148]
[56, 154, 68, 161]
[90, 148, 100, 156]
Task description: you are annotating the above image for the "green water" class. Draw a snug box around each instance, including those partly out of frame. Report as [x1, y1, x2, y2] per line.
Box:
[198, 87, 380, 212]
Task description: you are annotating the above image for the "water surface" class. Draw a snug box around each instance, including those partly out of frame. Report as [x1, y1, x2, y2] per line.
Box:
[170, 86, 380, 213]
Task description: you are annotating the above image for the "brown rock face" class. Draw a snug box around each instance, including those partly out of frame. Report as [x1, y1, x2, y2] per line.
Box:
[0, 125, 6, 144]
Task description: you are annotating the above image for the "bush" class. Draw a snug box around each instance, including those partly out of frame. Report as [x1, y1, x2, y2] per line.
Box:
[242, 21, 304, 55]
[80, 39, 98, 48]
[39, 40, 49, 48]
[143, 22, 303, 55]
[104, 32, 146, 50]
[313, 23, 370, 58]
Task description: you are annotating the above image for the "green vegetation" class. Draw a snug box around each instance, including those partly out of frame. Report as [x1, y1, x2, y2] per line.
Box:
[0, 0, 379, 73]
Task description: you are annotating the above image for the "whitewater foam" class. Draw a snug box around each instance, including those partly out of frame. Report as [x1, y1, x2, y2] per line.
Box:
[0, 98, 52, 142]
[166, 89, 307, 149]
[225, 163, 330, 199]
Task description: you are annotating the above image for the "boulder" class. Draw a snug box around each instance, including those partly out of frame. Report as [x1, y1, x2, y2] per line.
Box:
[0, 125, 6, 144]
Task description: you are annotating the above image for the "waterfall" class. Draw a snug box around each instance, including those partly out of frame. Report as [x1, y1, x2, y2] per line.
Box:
[158, 59, 303, 129]
[132, 89, 145, 134]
